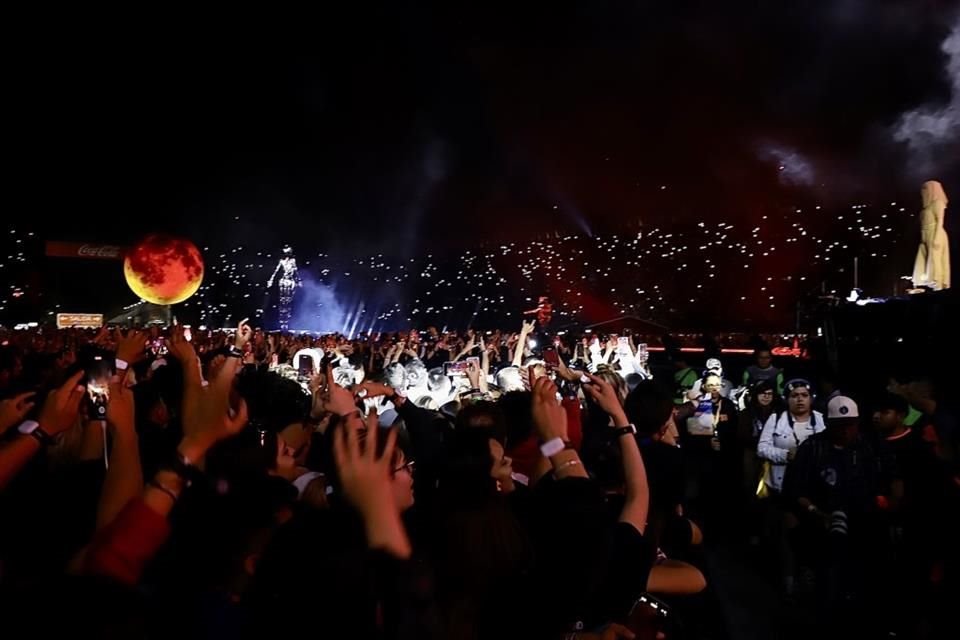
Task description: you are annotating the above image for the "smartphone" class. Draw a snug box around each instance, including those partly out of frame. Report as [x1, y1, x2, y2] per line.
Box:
[183, 326, 192, 342]
[85, 354, 113, 421]
[148, 338, 168, 357]
[627, 593, 671, 640]
[297, 353, 315, 377]
[543, 349, 560, 367]
[444, 361, 470, 377]
[617, 336, 629, 348]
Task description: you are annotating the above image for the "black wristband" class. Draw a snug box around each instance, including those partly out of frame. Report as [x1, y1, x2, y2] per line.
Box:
[29, 428, 56, 447]
[160, 452, 202, 488]
[614, 424, 637, 437]
[227, 345, 244, 358]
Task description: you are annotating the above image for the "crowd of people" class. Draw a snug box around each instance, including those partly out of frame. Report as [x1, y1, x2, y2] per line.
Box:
[0, 320, 957, 638]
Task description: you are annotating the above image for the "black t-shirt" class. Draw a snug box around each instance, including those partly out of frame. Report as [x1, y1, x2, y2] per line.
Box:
[639, 440, 685, 516]
[524, 477, 655, 634]
[876, 429, 949, 529]
[783, 433, 877, 515]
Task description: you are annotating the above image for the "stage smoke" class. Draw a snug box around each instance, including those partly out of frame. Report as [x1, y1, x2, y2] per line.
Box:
[289, 272, 350, 334]
[893, 17, 960, 177]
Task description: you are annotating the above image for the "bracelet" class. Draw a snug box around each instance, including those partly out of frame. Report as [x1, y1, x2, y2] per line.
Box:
[148, 479, 180, 503]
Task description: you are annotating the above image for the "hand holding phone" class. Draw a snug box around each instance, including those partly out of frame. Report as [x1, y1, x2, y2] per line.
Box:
[84, 354, 113, 421]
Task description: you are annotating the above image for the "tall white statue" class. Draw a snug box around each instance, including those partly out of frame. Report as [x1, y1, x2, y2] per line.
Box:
[266, 245, 301, 330]
[911, 180, 950, 291]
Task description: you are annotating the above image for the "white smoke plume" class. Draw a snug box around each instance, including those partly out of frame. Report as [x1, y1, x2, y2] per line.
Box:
[893, 17, 960, 177]
[757, 142, 817, 187]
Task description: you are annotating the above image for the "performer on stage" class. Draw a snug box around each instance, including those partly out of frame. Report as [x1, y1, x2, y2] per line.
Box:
[266, 245, 301, 330]
[523, 296, 554, 328]
[911, 180, 950, 291]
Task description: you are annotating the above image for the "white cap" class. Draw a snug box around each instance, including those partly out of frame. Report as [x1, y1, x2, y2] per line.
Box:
[827, 396, 859, 420]
[705, 358, 722, 371]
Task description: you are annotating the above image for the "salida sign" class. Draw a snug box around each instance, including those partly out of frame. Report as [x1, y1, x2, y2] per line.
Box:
[45, 241, 124, 260]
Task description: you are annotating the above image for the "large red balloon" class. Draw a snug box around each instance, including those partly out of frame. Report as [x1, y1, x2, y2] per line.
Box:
[123, 234, 204, 305]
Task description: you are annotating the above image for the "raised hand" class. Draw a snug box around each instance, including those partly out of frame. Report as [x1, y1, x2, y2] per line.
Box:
[466, 360, 482, 390]
[0, 391, 37, 434]
[530, 375, 567, 442]
[556, 358, 583, 382]
[105, 379, 136, 434]
[167, 325, 198, 367]
[38, 371, 86, 436]
[521, 319, 536, 335]
[332, 419, 410, 558]
[318, 364, 359, 416]
[355, 380, 395, 399]
[179, 354, 247, 462]
[582, 373, 628, 424]
[334, 420, 397, 512]
[114, 328, 147, 365]
[235, 318, 252, 350]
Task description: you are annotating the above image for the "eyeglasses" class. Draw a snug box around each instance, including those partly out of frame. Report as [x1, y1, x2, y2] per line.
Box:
[393, 459, 416, 476]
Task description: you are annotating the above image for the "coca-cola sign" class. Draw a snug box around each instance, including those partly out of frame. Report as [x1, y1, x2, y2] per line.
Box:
[77, 244, 121, 258]
[46, 241, 125, 260]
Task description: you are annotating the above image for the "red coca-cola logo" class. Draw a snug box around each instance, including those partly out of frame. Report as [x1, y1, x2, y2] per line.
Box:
[77, 244, 121, 258]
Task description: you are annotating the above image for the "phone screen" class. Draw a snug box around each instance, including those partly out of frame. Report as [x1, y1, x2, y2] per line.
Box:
[85, 355, 113, 420]
[627, 593, 670, 639]
[444, 361, 470, 377]
[297, 353, 315, 377]
[543, 349, 560, 367]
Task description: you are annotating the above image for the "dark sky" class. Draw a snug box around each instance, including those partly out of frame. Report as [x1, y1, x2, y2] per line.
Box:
[9, 2, 960, 255]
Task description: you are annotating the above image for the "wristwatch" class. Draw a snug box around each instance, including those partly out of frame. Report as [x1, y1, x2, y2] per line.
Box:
[18, 420, 55, 446]
[614, 424, 637, 437]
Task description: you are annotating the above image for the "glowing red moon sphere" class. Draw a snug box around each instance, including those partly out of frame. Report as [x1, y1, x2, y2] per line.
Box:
[123, 234, 204, 305]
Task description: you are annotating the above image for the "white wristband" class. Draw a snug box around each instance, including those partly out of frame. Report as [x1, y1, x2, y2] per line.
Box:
[540, 437, 566, 458]
[115, 358, 129, 371]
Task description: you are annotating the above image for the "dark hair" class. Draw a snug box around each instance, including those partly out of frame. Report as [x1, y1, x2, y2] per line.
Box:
[623, 380, 674, 437]
[872, 390, 909, 416]
[236, 369, 311, 431]
[456, 401, 508, 443]
[438, 427, 499, 504]
[499, 390, 534, 448]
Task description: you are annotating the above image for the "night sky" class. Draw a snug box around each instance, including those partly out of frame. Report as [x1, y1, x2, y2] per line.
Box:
[4, 2, 960, 327]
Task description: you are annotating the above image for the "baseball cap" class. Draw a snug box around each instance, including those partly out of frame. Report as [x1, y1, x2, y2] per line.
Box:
[827, 396, 859, 421]
[705, 358, 722, 372]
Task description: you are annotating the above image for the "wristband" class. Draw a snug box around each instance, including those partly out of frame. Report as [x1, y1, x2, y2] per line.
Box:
[540, 437, 567, 458]
[162, 451, 202, 488]
[614, 424, 637, 437]
[227, 345, 244, 358]
[806, 503, 818, 513]
[18, 420, 55, 446]
[115, 358, 129, 371]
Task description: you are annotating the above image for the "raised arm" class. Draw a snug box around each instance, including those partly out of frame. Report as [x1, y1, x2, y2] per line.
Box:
[0, 371, 84, 490]
[583, 373, 649, 534]
[95, 378, 143, 530]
